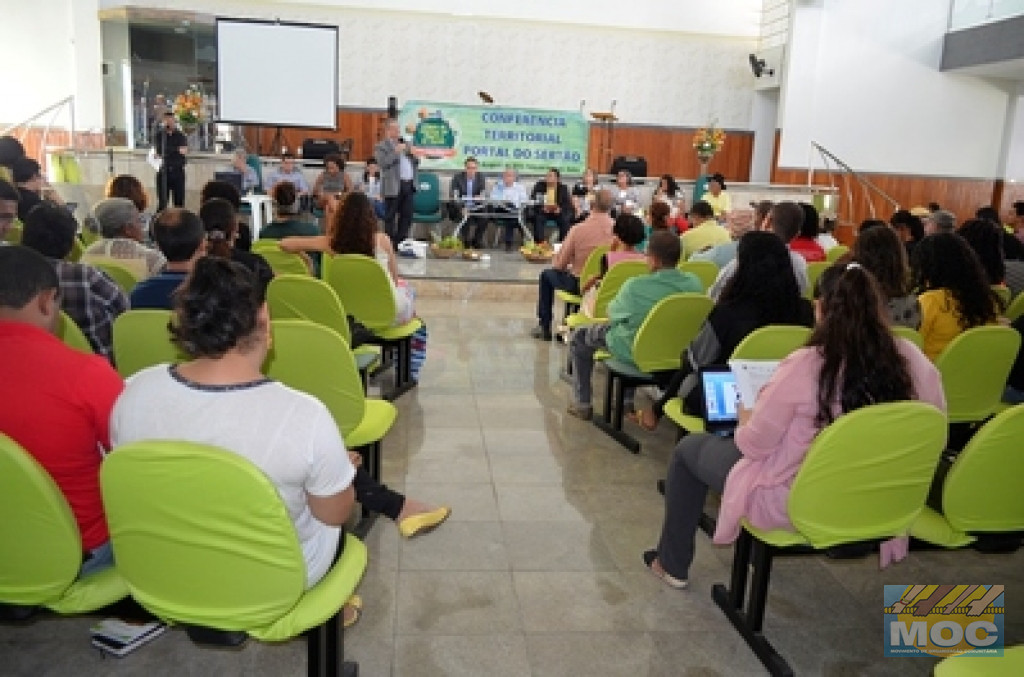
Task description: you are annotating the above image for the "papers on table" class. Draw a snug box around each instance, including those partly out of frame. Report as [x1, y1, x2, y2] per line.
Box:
[728, 359, 781, 409]
[146, 147, 162, 172]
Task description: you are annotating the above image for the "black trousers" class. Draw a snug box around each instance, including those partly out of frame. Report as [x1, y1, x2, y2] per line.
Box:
[353, 466, 405, 520]
[533, 209, 570, 243]
[156, 166, 186, 211]
[384, 180, 416, 245]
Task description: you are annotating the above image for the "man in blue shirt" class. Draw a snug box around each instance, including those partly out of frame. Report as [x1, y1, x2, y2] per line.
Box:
[490, 167, 529, 252]
[130, 209, 206, 310]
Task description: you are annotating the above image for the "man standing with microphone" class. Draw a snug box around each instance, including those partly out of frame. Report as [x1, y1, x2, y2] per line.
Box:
[152, 111, 188, 211]
[375, 118, 418, 245]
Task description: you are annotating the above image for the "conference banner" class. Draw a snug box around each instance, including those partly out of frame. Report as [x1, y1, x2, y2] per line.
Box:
[398, 100, 589, 175]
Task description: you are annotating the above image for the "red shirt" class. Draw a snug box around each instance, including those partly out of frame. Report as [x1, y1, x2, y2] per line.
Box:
[0, 321, 123, 550]
[790, 236, 827, 263]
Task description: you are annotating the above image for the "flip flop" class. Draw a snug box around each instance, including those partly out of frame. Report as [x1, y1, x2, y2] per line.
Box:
[343, 594, 363, 629]
[626, 410, 658, 432]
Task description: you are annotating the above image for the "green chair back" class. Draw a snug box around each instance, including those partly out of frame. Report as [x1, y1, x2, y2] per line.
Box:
[825, 244, 849, 263]
[93, 261, 140, 294]
[786, 402, 947, 548]
[941, 405, 1024, 533]
[2, 221, 22, 244]
[632, 293, 714, 372]
[804, 261, 830, 299]
[246, 154, 264, 193]
[67, 237, 84, 262]
[56, 311, 94, 354]
[1005, 292, 1024, 322]
[79, 228, 101, 247]
[263, 320, 365, 438]
[935, 325, 1021, 423]
[891, 325, 924, 349]
[592, 260, 648, 319]
[730, 325, 811, 360]
[579, 244, 611, 287]
[412, 172, 443, 224]
[112, 309, 188, 378]
[935, 644, 1024, 676]
[992, 285, 1011, 310]
[678, 260, 719, 293]
[325, 254, 397, 332]
[267, 274, 351, 344]
[257, 247, 311, 276]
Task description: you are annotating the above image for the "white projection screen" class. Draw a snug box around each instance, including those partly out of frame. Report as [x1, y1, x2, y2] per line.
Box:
[216, 19, 338, 129]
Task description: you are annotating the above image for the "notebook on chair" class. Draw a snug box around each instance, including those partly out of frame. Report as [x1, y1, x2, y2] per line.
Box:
[697, 366, 740, 437]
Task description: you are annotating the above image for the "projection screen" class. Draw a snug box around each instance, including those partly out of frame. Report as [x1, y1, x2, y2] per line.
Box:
[216, 18, 338, 129]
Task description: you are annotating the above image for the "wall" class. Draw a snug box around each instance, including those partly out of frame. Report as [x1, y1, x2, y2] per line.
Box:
[778, 0, 1013, 179]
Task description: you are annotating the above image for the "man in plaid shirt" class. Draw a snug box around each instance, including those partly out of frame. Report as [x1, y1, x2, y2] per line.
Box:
[20, 203, 128, 361]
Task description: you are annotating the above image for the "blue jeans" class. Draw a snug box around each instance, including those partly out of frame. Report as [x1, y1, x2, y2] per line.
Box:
[372, 198, 386, 220]
[79, 541, 115, 578]
[536, 268, 579, 331]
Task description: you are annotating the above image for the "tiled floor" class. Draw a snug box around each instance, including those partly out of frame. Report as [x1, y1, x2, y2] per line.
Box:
[3, 296, 1023, 676]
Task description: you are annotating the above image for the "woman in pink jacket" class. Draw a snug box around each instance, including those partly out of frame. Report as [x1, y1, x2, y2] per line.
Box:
[644, 263, 946, 589]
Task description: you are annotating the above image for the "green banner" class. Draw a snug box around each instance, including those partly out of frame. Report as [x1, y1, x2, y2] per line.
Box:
[398, 100, 589, 175]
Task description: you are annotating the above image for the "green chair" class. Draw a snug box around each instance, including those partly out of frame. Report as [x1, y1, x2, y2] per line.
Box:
[267, 274, 380, 388]
[66, 237, 84, 263]
[825, 244, 849, 263]
[326, 254, 423, 400]
[804, 261, 830, 299]
[2, 221, 22, 244]
[564, 259, 648, 329]
[555, 244, 610, 317]
[100, 440, 366, 677]
[663, 325, 811, 438]
[891, 325, 924, 349]
[246, 154, 264, 193]
[935, 326, 1020, 424]
[594, 293, 713, 453]
[56, 311, 94, 354]
[713, 402, 947, 676]
[678, 260, 719, 293]
[911, 404, 1024, 549]
[93, 261, 140, 294]
[993, 285, 1012, 309]
[934, 644, 1024, 676]
[256, 245, 312, 276]
[412, 172, 443, 240]
[112, 309, 188, 378]
[0, 433, 127, 618]
[1004, 292, 1024, 322]
[78, 227, 101, 247]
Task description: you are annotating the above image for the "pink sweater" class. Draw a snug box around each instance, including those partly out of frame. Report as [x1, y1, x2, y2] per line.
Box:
[712, 339, 947, 545]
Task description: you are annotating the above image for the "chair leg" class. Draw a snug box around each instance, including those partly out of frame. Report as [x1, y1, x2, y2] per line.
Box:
[307, 611, 358, 677]
[592, 373, 641, 453]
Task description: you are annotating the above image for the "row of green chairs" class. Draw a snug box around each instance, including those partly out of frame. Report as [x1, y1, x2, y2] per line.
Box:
[0, 432, 367, 676]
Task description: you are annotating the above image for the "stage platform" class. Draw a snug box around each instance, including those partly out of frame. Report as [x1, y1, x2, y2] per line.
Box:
[396, 249, 545, 301]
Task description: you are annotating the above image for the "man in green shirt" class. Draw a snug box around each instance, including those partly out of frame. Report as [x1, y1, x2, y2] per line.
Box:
[567, 231, 702, 419]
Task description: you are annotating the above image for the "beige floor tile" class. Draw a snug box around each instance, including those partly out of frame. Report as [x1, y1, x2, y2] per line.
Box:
[399, 521, 509, 571]
[395, 571, 521, 635]
[503, 521, 618, 572]
[393, 634, 531, 677]
[525, 632, 656, 677]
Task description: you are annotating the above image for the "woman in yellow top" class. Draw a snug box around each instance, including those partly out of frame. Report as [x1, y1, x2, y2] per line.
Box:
[911, 232, 1001, 360]
[700, 172, 731, 221]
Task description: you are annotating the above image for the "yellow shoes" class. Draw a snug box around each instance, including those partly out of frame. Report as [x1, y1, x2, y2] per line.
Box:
[343, 594, 362, 629]
[398, 507, 452, 538]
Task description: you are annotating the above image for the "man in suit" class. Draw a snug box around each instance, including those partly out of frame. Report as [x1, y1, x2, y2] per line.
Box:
[449, 156, 488, 248]
[530, 167, 572, 243]
[374, 118, 419, 245]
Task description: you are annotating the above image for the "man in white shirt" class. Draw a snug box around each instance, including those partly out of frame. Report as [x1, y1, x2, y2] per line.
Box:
[489, 167, 529, 252]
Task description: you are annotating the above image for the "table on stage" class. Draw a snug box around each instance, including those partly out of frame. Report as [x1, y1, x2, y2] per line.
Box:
[446, 198, 536, 245]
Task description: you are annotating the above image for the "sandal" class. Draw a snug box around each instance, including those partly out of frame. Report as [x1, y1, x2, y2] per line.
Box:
[343, 594, 363, 629]
[626, 409, 659, 432]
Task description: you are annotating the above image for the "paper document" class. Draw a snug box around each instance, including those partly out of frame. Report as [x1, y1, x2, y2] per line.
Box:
[146, 147, 162, 172]
[728, 359, 781, 408]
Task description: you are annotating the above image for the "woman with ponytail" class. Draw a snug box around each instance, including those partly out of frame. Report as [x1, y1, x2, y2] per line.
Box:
[643, 263, 946, 589]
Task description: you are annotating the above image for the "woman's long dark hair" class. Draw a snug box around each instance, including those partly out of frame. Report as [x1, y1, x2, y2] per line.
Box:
[957, 218, 1005, 286]
[719, 231, 804, 324]
[808, 263, 915, 427]
[852, 225, 909, 300]
[328, 191, 376, 257]
[911, 232, 1002, 326]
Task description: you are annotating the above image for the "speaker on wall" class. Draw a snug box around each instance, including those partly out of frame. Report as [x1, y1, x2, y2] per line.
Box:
[387, 96, 398, 119]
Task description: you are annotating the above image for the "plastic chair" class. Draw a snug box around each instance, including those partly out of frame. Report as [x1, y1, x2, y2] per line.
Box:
[0, 433, 127, 618]
[934, 644, 1024, 676]
[263, 319, 397, 486]
[67, 237, 84, 263]
[993, 285, 1011, 309]
[594, 293, 713, 453]
[555, 244, 610, 316]
[713, 402, 947, 676]
[412, 172, 443, 240]
[257, 247, 312, 276]
[663, 325, 812, 438]
[678, 260, 719, 293]
[246, 155, 264, 193]
[935, 325, 1020, 424]
[911, 404, 1024, 548]
[100, 440, 366, 677]
[267, 275, 380, 387]
[56, 311, 94, 354]
[2, 222, 22, 244]
[825, 244, 849, 263]
[891, 325, 924, 349]
[93, 261, 140, 294]
[112, 309, 188, 378]
[565, 260, 648, 329]
[326, 254, 423, 400]
[804, 261, 830, 299]
[1005, 292, 1024, 322]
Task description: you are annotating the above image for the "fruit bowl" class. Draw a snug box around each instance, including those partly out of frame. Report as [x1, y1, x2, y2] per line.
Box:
[430, 244, 460, 259]
[520, 245, 554, 263]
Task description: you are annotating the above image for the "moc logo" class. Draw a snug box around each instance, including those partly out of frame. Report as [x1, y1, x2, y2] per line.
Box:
[884, 585, 1004, 658]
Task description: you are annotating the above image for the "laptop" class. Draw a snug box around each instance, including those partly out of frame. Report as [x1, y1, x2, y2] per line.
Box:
[698, 365, 740, 437]
[214, 171, 244, 194]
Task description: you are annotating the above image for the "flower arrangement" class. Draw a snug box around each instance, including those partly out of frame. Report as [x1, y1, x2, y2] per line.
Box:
[693, 122, 726, 158]
[173, 86, 204, 126]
